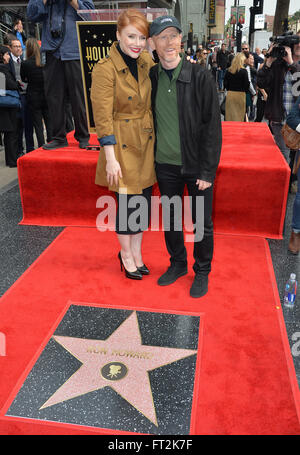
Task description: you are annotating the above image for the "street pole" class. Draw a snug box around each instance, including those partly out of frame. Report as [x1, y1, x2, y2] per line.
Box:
[236, 0, 242, 51]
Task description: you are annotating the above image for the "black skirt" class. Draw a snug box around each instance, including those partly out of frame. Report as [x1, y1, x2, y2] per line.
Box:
[115, 186, 152, 235]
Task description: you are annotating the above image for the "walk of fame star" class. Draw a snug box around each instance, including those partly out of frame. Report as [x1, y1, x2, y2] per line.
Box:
[40, 311, 197, 426]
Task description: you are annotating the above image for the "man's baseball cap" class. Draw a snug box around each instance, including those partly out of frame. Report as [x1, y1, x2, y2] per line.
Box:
[149, 15, 182, 37]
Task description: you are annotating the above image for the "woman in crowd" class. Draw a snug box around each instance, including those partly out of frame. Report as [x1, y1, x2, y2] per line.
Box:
[243, 51, 257, 121]
[286, 96, 300, 254]
[255, 57, 268, 122]
[0, 45, 19, 167]
[223, 52, 250, 121]
[208, 47, 218, 82]
[91, 9, 156, 280]
[20, 37, 52, 148]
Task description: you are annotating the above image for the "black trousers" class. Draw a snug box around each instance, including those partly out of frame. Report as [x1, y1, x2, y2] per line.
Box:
[43, 53, 89, 143]
[18, 94, 34, 154]
[254, 95, 265, 122]
[2, 108, 18, 166]
[4, 129, 18, 166]
[28, 94, 52, 147]
[155, 163, 214, 276]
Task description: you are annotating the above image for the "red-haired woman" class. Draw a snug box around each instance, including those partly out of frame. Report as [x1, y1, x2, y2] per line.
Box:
[91, 9, 156, 280]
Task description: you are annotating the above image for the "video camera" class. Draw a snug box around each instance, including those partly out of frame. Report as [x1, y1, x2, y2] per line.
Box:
[267, 32, 300, 59]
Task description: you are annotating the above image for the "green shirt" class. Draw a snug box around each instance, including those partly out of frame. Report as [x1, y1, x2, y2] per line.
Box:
[155, 56, 183, 165]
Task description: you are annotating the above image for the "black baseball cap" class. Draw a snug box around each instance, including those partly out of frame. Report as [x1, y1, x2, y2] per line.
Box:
[149, 15, 182, 37]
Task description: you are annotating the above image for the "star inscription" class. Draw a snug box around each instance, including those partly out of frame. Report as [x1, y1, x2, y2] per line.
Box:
[40, 312, 197, 426]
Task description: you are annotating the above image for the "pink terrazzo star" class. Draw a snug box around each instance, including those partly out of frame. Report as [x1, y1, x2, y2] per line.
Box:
[40, 311, 197, 425]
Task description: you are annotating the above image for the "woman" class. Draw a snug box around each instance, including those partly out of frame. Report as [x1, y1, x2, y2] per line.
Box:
[20, 37, 52, 147]
[244, 52, 257, 120]
[0, 45, 19, 167]
[208, 47, 218, 83]
[223, 52, 250, 121]
[286, 96, 300, 254]
[91, 9, 156, 280]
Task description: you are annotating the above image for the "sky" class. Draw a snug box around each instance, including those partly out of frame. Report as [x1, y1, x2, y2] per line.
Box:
[225, 0, 300, 29]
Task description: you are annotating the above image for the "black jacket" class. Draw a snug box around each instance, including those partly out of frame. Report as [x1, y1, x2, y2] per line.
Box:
[150, 58, 222, 183]
[216, 50, 229, 70]
[20, 56, 46, 103]
[0, 64, 19, 132]
[224, 68, 249, 92]
[257, 59, 300, 122]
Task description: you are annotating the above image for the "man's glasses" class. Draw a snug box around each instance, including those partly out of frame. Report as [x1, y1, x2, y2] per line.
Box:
[242, 48, 248, 50]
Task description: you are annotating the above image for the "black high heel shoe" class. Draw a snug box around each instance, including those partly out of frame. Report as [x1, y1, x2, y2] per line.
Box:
[118, 252, 142, 280]
[137, 264, 150, 275]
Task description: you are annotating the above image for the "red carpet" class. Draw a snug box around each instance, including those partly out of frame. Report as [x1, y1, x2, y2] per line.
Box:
[0, 228, 299, 434]
[18, 123, 290, 239]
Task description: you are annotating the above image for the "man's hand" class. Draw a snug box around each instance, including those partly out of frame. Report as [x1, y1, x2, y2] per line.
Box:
[283, 46, 293, 65]
[196, 179, 212, 191]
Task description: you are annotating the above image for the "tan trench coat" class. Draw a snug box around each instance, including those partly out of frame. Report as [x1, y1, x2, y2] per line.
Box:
[91, 42, 156, 194]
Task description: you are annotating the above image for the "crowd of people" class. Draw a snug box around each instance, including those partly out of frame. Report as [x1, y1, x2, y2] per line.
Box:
[0, 3, 300, 287]
[0, 0, 94, 167]
[0, 21, 53, 167]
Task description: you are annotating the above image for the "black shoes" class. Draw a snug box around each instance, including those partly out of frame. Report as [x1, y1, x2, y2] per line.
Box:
[42, 139, 68, 150]
[137, 264, 150, 275]
[158, 265, 209, 298]
[157, 265, 187, 286]
[79, 140, 91, 149]
[118, 252, 142, 280]
[190, 274, 208, 298]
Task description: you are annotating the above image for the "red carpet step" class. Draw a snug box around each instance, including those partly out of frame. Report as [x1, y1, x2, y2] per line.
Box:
[18, 123, 290, 239]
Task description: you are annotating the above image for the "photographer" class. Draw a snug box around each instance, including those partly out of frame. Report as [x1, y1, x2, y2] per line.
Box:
[27, 0, 94, 150]
[257, 31, 300, 172]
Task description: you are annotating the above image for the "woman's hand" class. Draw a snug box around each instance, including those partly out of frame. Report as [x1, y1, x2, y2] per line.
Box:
[104, 144, 122, 186]
[106, 158, 122, 186]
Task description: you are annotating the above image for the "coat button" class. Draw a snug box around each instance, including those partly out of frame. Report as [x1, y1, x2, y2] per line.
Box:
[122, 144, 127, 148]
[128, 96, 132, 100]
[122, 69, 126, 73]
[149, 135, 152, 139]
[125, 119, 129, 122]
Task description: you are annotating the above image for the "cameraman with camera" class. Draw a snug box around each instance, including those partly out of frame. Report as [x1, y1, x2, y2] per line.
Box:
[27, 0, 94, 150]
[257, 31, 300, 169]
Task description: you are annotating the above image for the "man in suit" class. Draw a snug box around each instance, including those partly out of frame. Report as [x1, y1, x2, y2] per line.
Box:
[7, 35, 34, 157]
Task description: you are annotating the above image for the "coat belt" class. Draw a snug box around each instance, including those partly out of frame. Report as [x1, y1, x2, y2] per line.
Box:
[114, 111, 152, 130]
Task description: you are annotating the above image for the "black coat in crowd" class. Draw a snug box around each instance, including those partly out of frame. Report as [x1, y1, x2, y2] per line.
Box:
[0, 63, 19, 132]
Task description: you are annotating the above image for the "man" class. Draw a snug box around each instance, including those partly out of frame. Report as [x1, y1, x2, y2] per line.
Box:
[257, 31, 300, 168]
[216, 43, 229, 91]
[148, 16, 222, 298]
[7, 35, 34, 156]
[27, 0, 94, 150]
